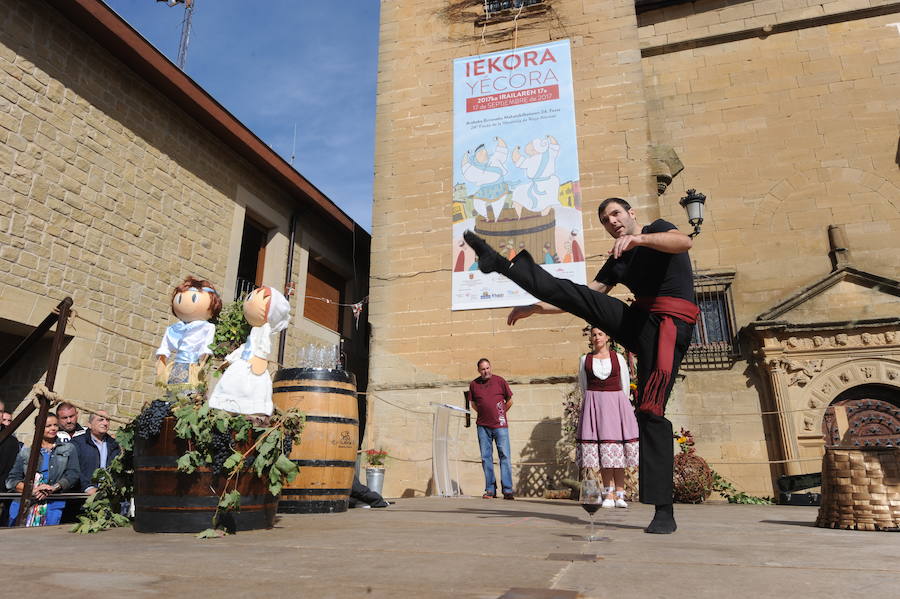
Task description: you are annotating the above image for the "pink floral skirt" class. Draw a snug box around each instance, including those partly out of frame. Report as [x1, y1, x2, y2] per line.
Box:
[575, 389, 639, 470]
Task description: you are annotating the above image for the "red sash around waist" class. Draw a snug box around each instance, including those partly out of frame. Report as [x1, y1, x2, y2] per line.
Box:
[631, 296, 700, 416]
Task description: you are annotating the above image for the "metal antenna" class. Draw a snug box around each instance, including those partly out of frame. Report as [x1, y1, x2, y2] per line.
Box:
[155, 0, 194, 70]
[176, 0, 195, 70]
[290, 122, 297, 165]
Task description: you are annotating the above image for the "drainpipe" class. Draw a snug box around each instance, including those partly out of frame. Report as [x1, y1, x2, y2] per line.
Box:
[278, 211, 298, 366]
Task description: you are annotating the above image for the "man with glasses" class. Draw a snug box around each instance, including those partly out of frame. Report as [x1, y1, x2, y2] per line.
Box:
[71, 411, 120, 495]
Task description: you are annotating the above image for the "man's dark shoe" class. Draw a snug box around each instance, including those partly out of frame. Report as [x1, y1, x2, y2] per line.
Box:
[503, 493, 515, 500]
[463, 230, 509, 274]
[645, 503, 677, 534]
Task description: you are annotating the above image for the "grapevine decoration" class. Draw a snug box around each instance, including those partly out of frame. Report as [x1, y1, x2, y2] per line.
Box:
[711, 472, 774, 505]
[70, 427, 134, 534]
[71, 390, 304, 536]
[211, 300, 252, 361]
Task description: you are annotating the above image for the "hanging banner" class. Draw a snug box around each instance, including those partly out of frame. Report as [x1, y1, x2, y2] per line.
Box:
[451, 40, 585, 311]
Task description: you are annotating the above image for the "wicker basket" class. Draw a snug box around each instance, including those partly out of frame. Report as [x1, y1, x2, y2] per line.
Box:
[815, 447, 900, 531]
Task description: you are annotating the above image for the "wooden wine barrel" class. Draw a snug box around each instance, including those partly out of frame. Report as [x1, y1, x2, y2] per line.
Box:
[273, 368, 359, 513]
[473, 205, 557, 259]
[133, 417, 278, 533]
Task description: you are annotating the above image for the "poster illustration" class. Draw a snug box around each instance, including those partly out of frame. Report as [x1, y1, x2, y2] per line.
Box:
[451, 40, 585, 311]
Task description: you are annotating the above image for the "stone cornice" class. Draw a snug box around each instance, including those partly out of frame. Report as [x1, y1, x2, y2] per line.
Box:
[754, 267, 900, 322]
[748, 317, 900, 336]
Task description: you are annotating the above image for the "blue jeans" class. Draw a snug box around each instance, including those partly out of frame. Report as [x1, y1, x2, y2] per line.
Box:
[477, 425, 513, 495]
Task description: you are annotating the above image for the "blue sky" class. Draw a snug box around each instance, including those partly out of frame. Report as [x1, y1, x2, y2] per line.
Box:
[103, 0, 380, 231]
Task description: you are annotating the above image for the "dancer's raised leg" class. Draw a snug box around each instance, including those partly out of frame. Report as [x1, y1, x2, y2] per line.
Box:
[463, 230, 628, 339]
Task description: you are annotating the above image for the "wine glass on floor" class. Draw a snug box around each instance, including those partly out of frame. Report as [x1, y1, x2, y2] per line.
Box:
[579, 479, 603, 541]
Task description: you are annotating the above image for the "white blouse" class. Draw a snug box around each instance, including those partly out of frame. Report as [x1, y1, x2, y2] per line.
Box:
[224, 323, 273, 363]
[577, 352, 630, 395]
[155, 320, 215, 364]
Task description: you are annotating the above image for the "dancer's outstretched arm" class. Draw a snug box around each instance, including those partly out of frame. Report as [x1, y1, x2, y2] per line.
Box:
[507, 280, 611, 325]
[609, 230, 692, 259]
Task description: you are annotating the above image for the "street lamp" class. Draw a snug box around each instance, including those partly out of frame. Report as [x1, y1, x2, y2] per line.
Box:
[679, 189, 706, 238]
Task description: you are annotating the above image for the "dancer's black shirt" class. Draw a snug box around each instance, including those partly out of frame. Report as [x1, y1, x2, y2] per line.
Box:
[593, 219, 694, 301]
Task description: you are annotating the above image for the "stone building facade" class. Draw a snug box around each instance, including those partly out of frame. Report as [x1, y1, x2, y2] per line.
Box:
[0, 0, 370, 434]
[368, 0, 899, 497]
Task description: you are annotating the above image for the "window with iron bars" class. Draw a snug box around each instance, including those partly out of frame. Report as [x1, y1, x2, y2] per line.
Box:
[484, 0, 544, 18]
[684, 271, 739, 368]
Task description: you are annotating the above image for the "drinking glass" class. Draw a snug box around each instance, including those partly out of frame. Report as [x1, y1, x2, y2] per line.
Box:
[579, 479, 603, 541]
[298, 346, 308, 367]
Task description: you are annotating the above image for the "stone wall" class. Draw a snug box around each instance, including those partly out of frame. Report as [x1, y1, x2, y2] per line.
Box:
[371, 0, 900, 498]
[370, 0, 680, 497]
[639, 0, 900, 492]
[641, 1, 900, 321]
[0, 0, 362, 437]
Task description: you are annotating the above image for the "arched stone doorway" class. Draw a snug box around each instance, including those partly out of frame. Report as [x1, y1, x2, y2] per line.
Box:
[747, 263, 900, 479]
[821, 384, 900, 448]
[749, 339, 900, 475]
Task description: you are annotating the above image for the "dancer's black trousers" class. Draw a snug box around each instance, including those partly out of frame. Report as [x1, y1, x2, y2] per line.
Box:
[504, 251, 693, 505]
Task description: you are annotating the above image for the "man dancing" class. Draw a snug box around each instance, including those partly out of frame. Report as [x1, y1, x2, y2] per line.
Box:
[464, 197, 698, 534]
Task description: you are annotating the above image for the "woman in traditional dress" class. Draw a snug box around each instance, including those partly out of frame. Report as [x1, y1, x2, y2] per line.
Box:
[576, 326, 639, 508]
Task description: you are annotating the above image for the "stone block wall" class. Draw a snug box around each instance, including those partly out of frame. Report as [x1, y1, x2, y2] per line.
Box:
[640, 0, 900, 494]
[370, 0, 683, 496]
[641, 2, 900, 322]
[372, 0, 900, 499]
[666, 365, 774, 495]
[0, 0, 362, 436]
[364, 382, 577, 498]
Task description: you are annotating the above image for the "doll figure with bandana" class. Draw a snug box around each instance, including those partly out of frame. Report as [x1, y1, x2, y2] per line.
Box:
[208, 286, 291, 417]
[155, 276, 222, 390]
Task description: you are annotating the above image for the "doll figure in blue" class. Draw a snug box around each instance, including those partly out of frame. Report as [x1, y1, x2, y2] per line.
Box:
[155, 276, 222, 390]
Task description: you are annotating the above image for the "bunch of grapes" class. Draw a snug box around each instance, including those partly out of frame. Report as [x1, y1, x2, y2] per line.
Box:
[211, 428, 233, 475]
[134, 400, 172, 439]
[282, 434, 294, 456]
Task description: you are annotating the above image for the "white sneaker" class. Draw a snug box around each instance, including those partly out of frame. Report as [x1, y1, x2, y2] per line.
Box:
[601, 498, 615, 509]
[615, 498, 628, 508]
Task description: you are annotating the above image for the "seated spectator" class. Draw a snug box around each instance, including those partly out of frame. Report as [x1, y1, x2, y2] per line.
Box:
[6, 413, 81, 526]
[71, 410, 120, 495]
[0, 403, 18, 526]
[348, 478, 390, 509]
[56, 402, 85, 443]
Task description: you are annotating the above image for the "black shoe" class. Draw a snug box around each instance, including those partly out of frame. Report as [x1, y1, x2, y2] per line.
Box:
[644, 504, 677, 534]
[502, 493, 515, 500]
[463, 230, 509, 274]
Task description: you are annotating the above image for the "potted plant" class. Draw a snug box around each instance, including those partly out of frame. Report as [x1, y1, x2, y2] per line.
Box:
[364, 448, 388, 495]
